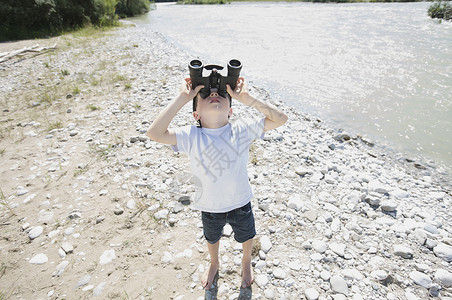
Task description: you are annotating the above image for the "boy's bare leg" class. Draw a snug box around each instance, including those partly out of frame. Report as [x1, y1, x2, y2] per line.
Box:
[202, 240, 220, 290]
[241, 238, 254, 288]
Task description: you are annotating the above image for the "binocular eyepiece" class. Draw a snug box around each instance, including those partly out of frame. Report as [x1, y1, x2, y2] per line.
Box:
[188, 59, 242, 99]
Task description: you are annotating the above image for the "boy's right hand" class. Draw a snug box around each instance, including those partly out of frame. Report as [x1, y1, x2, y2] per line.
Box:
[180, 78, 204, 102]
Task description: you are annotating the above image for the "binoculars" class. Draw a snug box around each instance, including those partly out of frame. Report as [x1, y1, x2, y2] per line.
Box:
[188, 59, 242, 99]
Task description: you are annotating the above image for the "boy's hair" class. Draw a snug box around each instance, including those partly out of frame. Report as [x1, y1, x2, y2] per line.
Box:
[193, 93, 232, 127]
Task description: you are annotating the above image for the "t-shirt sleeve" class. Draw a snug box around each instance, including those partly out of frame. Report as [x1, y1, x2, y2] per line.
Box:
[170, 125, 195, 153]
[237, 117, 265, 140]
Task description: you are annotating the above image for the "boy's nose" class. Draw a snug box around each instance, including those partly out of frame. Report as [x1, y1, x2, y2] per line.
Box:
[209, 90, 219, 97]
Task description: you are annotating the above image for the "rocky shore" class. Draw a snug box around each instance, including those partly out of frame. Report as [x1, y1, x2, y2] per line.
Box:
[0, 24, 451, 300]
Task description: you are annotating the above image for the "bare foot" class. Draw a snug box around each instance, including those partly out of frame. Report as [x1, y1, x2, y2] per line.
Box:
[201, 262, 219, 290]
[241, 263, 254, 288]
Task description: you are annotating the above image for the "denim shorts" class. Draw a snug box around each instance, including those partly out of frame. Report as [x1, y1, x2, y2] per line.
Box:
[201, 202, 256, 244]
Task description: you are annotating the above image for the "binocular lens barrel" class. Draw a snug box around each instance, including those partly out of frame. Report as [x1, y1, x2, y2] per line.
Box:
[189, 60, 204, 78]
[227, 59, 242, 77]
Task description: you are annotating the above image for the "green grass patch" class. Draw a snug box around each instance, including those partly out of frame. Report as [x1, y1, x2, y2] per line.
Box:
[87, 104, 101, 111]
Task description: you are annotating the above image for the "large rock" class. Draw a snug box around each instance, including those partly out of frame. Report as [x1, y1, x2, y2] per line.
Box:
[260, 235, 272, 253]
[409, 271, 432, 288]
[330, 275, 348, 295]
[435, 269, 452, 287]
[433, 243, 452, 262]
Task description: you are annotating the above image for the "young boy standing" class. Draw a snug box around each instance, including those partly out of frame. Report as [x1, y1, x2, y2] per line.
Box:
[147, 75, 287, 294]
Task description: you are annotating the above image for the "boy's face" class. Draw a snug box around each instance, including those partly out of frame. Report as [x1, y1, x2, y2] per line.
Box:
[193, 88, 232, 127]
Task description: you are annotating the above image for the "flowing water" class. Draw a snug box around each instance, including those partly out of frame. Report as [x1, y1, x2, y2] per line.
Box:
[132, 2, 452, 173]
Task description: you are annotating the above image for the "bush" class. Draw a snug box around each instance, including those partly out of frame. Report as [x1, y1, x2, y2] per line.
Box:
[0, 0, 119, 41]
[116, 0, 150, 17]
[428, 1, 452, 21]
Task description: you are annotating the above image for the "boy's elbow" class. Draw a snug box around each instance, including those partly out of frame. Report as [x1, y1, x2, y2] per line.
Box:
[278, 112, 288, 127]
[147, 127, 159, 141]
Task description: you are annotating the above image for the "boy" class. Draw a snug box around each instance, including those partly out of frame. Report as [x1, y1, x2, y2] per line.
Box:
[147, 75, 287, 294]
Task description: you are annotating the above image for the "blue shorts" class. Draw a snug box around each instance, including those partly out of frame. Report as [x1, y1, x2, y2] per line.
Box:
[201, 202, 256, 244]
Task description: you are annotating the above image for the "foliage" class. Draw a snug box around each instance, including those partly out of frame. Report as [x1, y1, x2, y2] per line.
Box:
[116, 0, 151, 17]
[0, 0, 119, 41]
[428, 1, 452, 20]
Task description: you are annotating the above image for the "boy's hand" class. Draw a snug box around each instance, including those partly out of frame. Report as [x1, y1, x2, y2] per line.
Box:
[226, 77, 250, 104]
[180, 78, 203, 103]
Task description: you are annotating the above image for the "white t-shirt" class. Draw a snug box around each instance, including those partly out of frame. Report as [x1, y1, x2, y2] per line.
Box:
[172, 117, 265, 213]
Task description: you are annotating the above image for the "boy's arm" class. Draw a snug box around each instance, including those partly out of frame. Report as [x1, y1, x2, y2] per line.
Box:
[147, 79, 203, 145]
[227, 78, 288, 132]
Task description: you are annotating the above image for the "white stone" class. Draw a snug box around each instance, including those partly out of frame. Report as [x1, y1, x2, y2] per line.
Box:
[99, 249, 115, 265]
[99, 189, 108, 196]
[223, 224, 233, 237]
[305, 287, 319, 300]
[394, 244, 413, 259]
[433, 243, 452, 262]
[154, 209, 169, 220]
[380, 200, 398, 212]
[260, 235, 272, 253]
[61, 242, 74, 254]
[320, 270, 331, 281]
[435, 268, 452, 287]
[64, 227, 75, 235]
[391, 189, 409, 199]
[312, 240, 327, 253]
[409, 271, 432, 288]
[53, 260, 69, 277]
[405, 291, 420, 300]
[38, 211, 54, 223]
[329, 242, 346, 257]
[371, 270, 388, 281]
[28, 226, 43, 240]
[287, 194, 304, 211]
[273, 268, 286, 279]
[29, 253, 48, 264]
[161, 251, 173, 263]
[330, 275, 348, 295]
[255, 274, 269, 287]
[126, 199, 136, 210]
[342, 268, 363, 281]
[76, 275, 91, 288]
[93, 282, 105, 297]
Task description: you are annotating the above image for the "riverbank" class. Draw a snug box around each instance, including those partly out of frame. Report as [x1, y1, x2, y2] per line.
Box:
[0, 24, 451, 299]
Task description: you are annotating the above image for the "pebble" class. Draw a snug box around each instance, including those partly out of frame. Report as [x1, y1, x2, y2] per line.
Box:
[29, 253, 48, 264]
[61, 242, 74, 254]
[76, 275, 91, 288]
[99, 249, 115, 265]
[28, 226, 43, 240]
[260, 235, 272, 253]
[434, 268, 452, 287]
[433, 243, 452, 262]
[330, 275, 348, 295]
[393, 244, 413, 259]
[273, 268, 287, 279]
[154, 209, 169, 220]
[255, 274, 269, 287]
[305, 288, 319, 300]
[409, 271, 432, 288]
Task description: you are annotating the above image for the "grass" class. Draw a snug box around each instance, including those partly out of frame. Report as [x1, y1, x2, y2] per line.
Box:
[0, 188, 15, 217]
[89, 144, 114, 160]
[87, 104, 101, 111]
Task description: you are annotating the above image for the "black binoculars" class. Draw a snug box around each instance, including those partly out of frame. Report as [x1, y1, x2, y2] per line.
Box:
[188, 59, 242, 99]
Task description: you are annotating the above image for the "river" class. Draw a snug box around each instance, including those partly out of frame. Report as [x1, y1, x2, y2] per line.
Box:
[131, 2, 452, 173]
